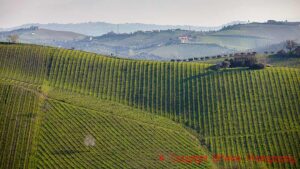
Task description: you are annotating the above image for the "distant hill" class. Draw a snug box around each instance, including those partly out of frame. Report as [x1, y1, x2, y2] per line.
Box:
[0, 26, 86, 45]
[198, 22, 300, 50]
[1, 21, 299, 60]
[57, 22, 300, 60]
[1, 22, 224, 36]
[60, 29, 235, 60]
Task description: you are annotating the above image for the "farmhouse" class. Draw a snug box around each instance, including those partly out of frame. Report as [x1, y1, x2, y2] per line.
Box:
[178, 36, 189, 43]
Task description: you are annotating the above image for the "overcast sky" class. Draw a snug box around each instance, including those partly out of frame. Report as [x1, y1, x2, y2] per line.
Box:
[1, 0, 299, 28]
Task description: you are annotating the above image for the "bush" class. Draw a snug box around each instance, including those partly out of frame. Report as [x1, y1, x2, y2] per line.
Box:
[276, 47, 300, 58]
[229, 55, 257, 67]
[294, 46, 300, 57]
[276, 50, 286, 56]
[7, 34, 19, 43]
[220, 61, 231, 68]
[212, 55, 264, 70]
[249, 63, 265, 69]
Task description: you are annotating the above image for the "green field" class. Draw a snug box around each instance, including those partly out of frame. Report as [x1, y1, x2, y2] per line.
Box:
[0, 43, 299, 168]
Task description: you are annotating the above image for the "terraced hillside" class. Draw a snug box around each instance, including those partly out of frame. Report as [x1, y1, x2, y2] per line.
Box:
[0, 43, 299, 168]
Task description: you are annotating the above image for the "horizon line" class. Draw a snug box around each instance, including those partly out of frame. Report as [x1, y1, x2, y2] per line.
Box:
[2, 19, 300, 29]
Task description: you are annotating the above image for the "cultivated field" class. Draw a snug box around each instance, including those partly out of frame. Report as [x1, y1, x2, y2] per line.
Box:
[0, 43, 299, 168]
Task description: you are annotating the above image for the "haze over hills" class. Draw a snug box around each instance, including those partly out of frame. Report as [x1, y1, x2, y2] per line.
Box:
[0, 26, 86, 45]
[1, 21, 300, 60]
[0, 21, 234, 36]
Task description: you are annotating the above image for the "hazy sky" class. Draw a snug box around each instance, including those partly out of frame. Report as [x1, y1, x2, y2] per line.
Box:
[1, 0, 300, 28]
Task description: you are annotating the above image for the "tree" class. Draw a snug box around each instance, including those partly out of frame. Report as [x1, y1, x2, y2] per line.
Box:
[295, 46, 300, 57]
[221, 61, 231, 68]
[229, 55, 257, 67]
[244, 56, 257, 66]
[249, 63, 265, 70]
[276, 49, 286, 57]
[285, 40, 297, 53]
[7, 34, 19, 43]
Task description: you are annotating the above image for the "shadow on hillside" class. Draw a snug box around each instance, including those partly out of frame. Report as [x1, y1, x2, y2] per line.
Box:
[52, 149, 86, 155]
[183, 67, 250, 82]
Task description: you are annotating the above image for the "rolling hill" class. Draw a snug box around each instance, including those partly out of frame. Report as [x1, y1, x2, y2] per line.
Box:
[197, 22, 300, 50]
[1, 21, 299, 60]
[58, 22, 300, 60]
[0, 43, 299, 168]
[0, 70, 214, 168]
[0, 27, 86, 45]
[0, 22, 223, 36]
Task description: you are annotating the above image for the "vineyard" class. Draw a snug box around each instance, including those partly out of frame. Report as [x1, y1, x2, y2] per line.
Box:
[0, 83, 41, 169]
[0, 43, 299, 168]
[0, 81, 215, 168]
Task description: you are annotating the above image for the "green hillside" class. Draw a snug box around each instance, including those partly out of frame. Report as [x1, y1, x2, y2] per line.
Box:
[0, 43, 299, 168]
[0, 81, 215, 168]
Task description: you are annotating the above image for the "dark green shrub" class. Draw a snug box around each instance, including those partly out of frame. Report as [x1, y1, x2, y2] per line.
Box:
[249, 63, 265, 69]
[221, 61, 231, 68]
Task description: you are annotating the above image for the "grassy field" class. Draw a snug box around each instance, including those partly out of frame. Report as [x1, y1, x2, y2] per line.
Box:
[0, 43, 299, 168]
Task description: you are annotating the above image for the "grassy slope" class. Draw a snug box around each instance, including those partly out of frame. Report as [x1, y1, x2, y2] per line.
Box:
[147, 44, 233, 59]
[196, 23, 300, 50]
[0, 43, 299, 168]
[196, 35, 271, 50]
